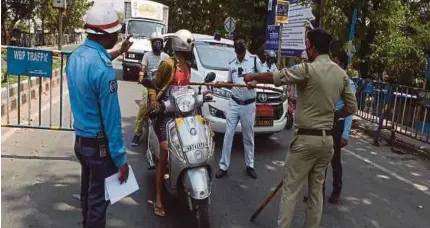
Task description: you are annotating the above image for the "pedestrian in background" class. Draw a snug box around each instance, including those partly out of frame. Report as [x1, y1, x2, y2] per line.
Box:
[327, 50, 356, 203]
[266, 50, 279, 72]
[244, 28, 358, 228]
[66, 5, 132, 227]
[215, 33, 266, 180]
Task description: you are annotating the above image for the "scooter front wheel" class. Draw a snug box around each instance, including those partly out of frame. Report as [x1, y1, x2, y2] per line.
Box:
[193, 198, 210, 228]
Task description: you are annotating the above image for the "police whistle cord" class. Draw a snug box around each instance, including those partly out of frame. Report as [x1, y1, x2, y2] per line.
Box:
[189, 82, 284, 93]
[249, 180, 283, 222]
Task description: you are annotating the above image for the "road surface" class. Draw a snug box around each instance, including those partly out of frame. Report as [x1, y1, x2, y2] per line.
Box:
[2, 55, 430, 228]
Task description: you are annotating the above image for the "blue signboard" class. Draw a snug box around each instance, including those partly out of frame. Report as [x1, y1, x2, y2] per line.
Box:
[265, 0, 309, 57]
[265, 25, 280, 51]
[6, 47, 53, 77]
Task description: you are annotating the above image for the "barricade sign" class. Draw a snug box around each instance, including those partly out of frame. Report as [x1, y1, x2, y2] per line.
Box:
[6, 47, 53, 77]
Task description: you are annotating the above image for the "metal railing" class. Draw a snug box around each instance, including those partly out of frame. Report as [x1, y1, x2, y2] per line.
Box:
[1, 46, 74, 131]
[287, 79, 430, 144]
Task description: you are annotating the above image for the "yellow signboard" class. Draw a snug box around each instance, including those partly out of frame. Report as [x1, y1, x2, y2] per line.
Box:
[276, 0, 289, 24]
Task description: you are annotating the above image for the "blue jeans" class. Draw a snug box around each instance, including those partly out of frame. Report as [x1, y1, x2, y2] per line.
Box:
[74, 136, 117, 228]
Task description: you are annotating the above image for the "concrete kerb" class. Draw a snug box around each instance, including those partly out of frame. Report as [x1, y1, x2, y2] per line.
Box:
[1, 69, 66, 117]
[352, 116, 430, 159]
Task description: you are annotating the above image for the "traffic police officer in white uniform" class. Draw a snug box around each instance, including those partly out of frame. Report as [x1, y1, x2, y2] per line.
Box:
[215, 34, 266, 179]
[266, 50, 279, 72]
[66, 5, 132, 227]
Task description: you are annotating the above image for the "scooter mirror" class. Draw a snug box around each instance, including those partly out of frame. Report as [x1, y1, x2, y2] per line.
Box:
[205, 72, 216, 83]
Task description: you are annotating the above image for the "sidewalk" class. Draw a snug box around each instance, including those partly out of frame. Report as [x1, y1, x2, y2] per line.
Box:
[352, 115, 430, 158]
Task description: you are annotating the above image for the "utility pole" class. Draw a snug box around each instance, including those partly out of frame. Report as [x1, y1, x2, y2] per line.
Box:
[53, 0, 66, 50]
[58, 8, 63, 50]
[425, 47, 430, 90]
[319, 0, 325, 28]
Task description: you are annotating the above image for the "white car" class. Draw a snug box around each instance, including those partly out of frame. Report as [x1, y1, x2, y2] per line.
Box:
[163, 33, 289, 136]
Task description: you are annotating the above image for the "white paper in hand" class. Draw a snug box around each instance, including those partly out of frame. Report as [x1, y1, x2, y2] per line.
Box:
[104, 165, 139, 204]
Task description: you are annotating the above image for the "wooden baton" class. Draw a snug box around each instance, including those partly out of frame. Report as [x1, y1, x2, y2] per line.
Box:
[250, 180, 283, 222]
[189, 82, 284, 93]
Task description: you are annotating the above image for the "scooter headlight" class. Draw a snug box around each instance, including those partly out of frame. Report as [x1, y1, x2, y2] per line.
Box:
[176, 95, 195, 113]
[281, 87, 287, 102]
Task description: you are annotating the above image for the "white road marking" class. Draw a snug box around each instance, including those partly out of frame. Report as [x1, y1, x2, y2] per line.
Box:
[344, 148, 430, 196]
[1, 90, 69, 143]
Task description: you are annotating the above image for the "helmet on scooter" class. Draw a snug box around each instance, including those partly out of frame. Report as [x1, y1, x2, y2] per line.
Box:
[171, 29, 194, 53]
[84, 5, 122, 34]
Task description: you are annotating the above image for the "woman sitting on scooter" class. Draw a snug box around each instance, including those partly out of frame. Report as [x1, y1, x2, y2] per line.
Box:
[147, 29, 195, 217]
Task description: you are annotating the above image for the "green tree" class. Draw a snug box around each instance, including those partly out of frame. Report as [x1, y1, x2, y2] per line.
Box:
[303, 0, 430, 86]
[117, 11, 125, 24]
[1, 0, 38, 44]
[42, 0, 93, 34]
[158, 0, 268, 52]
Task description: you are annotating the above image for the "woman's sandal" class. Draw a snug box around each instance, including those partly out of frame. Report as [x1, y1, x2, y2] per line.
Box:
[153, 203, 165, 217]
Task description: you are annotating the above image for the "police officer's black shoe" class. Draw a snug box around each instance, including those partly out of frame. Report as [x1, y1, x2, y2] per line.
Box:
[131, 135, 141, 146]
[246, 167, 257, 179]
[215, 169, 227, 178]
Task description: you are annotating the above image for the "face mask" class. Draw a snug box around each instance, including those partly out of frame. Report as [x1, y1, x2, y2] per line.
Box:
[183, 51, 193, 61]
[152, 44, 162, 53]
[107, 33, 118, 49]
[234, 44, 246, 55]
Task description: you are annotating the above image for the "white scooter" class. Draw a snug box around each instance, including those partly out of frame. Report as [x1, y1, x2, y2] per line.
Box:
[143, 73, 216, 227]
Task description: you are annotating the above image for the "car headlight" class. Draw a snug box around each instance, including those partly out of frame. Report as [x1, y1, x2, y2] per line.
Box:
[176, 95, 195, 113]
[213, 88, 231, 99]
[281, 89, 287, 102]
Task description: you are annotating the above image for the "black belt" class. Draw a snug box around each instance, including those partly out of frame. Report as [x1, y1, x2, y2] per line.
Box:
[297, 128, 333, 136]
[76, 136, 100, 148]
[231, 96, 255, 105]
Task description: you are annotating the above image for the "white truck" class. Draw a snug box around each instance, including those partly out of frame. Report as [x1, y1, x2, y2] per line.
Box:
[122, 0, 169, 81]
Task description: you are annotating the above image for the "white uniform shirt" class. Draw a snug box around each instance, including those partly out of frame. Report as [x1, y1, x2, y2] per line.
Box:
[267, 63, 278, 72]
[141, 51, 170, 72]
[227, 52, 266, 101]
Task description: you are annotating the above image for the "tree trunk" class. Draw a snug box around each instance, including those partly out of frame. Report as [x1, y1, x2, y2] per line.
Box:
[42, 18, 45, 46]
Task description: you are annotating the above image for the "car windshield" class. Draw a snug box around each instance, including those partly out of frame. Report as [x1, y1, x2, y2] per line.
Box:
[127, 20, 164, 38]
[195, 41, 236, 71]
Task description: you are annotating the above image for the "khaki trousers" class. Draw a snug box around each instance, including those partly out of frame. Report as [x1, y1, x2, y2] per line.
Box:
[277, 130, 334, 228]
[134, 88, 148, 136]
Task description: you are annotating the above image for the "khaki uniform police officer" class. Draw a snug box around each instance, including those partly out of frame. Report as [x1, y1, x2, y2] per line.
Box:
[244, 28, 358, 228]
